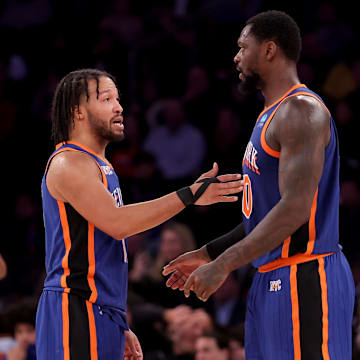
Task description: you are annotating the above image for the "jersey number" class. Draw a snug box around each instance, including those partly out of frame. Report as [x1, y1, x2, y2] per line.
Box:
[242, 174, 253, 219]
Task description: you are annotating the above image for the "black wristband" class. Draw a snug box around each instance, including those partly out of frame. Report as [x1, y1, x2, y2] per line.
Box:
[193, 177, 220, 202]
[206, 223, 246, 260]
[176, 187, 194, 206]
[176, 177, 220, 207]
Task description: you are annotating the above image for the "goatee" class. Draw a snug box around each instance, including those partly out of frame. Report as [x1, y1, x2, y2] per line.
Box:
[238, 71, 261, 95]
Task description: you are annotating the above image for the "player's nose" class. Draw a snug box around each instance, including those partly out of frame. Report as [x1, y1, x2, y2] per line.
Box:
[114, 102, 123, 114]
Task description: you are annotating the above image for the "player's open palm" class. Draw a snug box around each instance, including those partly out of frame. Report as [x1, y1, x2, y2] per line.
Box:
[162, 247, 211, 291]
[192, 162, 244, 205]
[124, 329, 143, 360]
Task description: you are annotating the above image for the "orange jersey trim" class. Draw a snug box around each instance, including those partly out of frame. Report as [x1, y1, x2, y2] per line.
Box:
[260, 107, 281, 158]
[281, 236, 291, 258]
[58, 201, 71, 292]
[290, 265, 301, 360]
[260, 90, 330, 159]
[306, 188, 319, 255]
[256, 84, 306, 122]
[62, 293, 70, 360]
[258, 252, 334, 273]
[56, 141, 114, 169]
[281, 188, 319, 259]
[50, 147, 108, 186]
[45, 148, 74, 174]
[318, 258, 330, 360]
[49, 147, 106, 303]
[88, 224, 98, 303]
[86, 301, 98, 360]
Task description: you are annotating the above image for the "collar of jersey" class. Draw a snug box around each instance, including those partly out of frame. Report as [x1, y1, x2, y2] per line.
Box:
[55, 140, 114, 169]
[256, 84, 306, 122]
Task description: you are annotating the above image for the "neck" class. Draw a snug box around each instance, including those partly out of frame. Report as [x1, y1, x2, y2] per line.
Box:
[261, 62, 300, 107]
[68, 133, 108, 158]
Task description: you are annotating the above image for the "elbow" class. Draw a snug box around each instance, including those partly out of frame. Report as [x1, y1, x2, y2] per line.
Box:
[111, 227, 133, 241]
[108, 228, 127, 240]
[295, 208, 312, 227]
[113, 232, 127, 241]
[103, 215, 132, 240]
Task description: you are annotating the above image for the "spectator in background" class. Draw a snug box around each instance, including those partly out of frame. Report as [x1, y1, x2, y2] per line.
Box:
[182, 66, 217, 137]
[151, 221, 196, 283]
[143, 99, 206, 190]
[167, 308, 213, 359]
[3, 299, 36, 360]
[130, 221, 205, 309]
[195, 332, 230, 360]
[1, 194, 44, 298]
[0, 310, 16, 360]
[209, 107, 248, 173]
[109, 111, 162, 203]
[210, 272, 246, 328]
[227, 324, 246, 360]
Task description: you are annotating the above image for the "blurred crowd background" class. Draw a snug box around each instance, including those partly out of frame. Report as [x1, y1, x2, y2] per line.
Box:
[0, 0, 360, 359]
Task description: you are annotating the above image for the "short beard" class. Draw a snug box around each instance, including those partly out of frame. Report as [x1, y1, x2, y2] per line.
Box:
[238, 71, 262, 95]
[88, 113, 125, 143]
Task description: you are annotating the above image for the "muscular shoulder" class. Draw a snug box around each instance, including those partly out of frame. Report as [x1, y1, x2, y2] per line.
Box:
[274, 94, 330, 148]
[47, 151, 102, 201]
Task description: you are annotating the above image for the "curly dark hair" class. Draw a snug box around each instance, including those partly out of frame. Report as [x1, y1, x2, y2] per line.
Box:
[246, 10, 301, 62]
[51, 68, 116, 145]
[4, 298, 37, 335]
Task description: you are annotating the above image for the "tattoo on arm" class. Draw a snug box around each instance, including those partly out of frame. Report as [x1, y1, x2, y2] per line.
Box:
[214, 96, 330, 273]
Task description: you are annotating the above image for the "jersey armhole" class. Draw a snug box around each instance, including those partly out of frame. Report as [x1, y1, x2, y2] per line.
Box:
[45, 148, 108, 186]
[260, 92, 331, 158]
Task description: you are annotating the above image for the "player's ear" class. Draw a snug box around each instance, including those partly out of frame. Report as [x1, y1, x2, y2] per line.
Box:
[73, 106, 84, 121]
[264, 41, 277, 60]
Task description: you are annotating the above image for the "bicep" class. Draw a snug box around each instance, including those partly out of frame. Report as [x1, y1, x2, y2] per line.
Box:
[47, 153, 120, 236]
[277, 98, 329, 211]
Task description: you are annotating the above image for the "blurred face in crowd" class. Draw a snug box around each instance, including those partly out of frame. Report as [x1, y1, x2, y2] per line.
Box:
[160, 229, 185, 262]
[228, 339, 246, 360]
[163, 99, 185, 131]
[14, 323, 36, 349]
[79, 76, 124, 142]
[168, 309, 213, 355]
[195, 337, 229, 360]
[234, 24, 263, 94]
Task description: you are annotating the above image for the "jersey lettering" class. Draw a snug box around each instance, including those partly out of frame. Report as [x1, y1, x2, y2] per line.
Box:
[242, 174, 253, 219]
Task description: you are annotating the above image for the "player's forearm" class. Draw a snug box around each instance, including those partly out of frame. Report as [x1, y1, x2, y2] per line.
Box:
[112, 191, 185, 239]
[214, 197, 310, 273]
[205, 223, 246, 260]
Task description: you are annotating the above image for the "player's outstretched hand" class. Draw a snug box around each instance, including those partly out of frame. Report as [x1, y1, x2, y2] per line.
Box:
[162, 246, 211, 291]
[124, 329, 143, 360]
[183, 260, 230, 302]
[190, 162, 243, 205]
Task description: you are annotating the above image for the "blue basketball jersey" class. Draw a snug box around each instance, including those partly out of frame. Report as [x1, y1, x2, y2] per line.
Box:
[41, 141, 128, 328]
[242, 84, 341, 268]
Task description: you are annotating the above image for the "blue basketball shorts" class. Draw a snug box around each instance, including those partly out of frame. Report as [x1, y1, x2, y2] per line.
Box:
[36, 290, 126, 359]
[245, 251, 355, 359]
